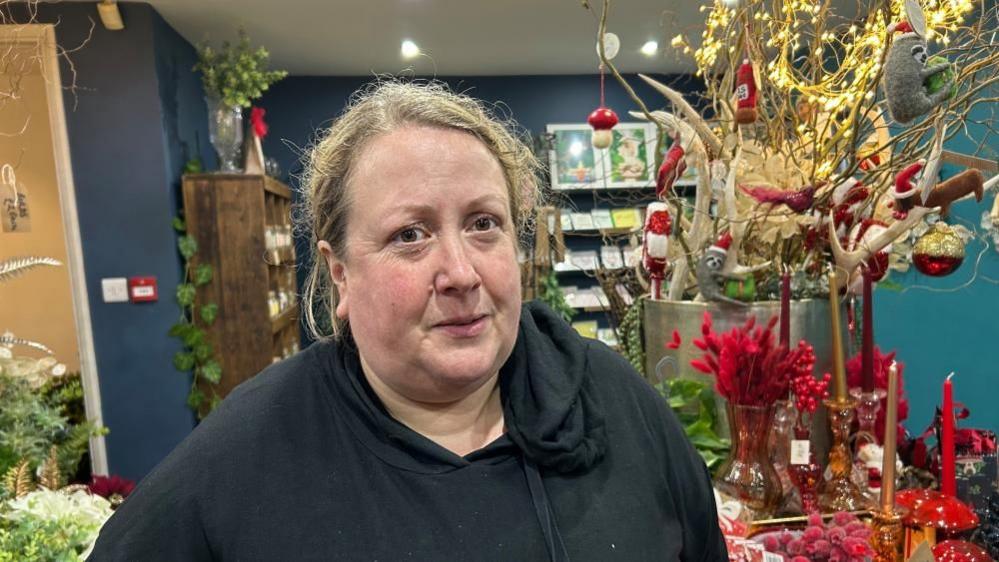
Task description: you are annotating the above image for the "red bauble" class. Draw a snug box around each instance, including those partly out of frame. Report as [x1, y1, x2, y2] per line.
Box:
[913, 223, 965, 277]
[933, 540, 995, 562]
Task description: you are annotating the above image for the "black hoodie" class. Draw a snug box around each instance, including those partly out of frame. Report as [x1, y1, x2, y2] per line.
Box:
[89, 302, 727, 561]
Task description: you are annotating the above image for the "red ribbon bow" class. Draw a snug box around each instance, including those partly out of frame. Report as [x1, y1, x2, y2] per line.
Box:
[251, 106, 268, 139]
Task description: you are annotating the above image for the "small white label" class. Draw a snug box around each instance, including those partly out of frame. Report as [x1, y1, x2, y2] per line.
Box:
[132, 286, 155, 298]
[763, 552, 784, 562]
[101, 278, 129, 303]
[790, 439, 811, 465]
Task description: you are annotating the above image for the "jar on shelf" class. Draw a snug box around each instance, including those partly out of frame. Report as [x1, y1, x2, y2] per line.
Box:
[268, 290, 279, 318]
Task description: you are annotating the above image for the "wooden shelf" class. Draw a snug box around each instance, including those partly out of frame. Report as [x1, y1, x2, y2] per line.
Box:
[271, 307, 298, 335]
[264, 176, 292, 199]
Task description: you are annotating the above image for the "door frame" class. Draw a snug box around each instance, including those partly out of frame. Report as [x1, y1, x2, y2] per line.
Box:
[1, 24, 108, 474]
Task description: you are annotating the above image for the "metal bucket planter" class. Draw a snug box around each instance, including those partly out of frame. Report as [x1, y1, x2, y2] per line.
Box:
[643, 298, 847, 455]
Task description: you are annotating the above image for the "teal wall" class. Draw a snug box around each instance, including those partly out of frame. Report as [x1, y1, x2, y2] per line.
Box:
[876, 89, 998, 438]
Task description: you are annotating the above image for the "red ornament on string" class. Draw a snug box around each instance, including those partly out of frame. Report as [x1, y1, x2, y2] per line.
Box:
[588, 65, 618, 149]
[913, 223, 965, 277]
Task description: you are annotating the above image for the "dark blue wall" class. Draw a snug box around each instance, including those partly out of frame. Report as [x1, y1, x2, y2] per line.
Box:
[35, 2, 199, 481]
[259, 74, 999, 440]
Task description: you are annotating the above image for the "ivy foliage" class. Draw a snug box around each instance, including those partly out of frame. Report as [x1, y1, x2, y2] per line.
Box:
[169, 216, 222, 417]
[536, 270, 575, 323]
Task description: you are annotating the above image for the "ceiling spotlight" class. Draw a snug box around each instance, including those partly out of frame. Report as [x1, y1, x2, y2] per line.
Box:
[401, 40, 420, 59]
[640, 41, 658, 56]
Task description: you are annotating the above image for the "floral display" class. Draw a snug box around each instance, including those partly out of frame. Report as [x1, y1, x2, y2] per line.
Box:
[0, 488, 113, 561]
[759, 512, 875, 562]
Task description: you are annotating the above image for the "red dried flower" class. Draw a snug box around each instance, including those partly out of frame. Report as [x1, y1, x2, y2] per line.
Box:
[666, 330, 682, 350]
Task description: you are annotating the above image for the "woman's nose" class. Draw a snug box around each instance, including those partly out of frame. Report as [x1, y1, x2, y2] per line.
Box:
[433, 235, 481, 295]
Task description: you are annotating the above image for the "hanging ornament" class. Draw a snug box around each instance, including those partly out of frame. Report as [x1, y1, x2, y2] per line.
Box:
[588, 61, 618, 150]
[596, 32, 620, 60]
[642, 202, 672, 300]
[845, 219, 892, 294]
[912, 222, 965, 276]
[655, 134, 686, 200]
[734, 58, 758, 125]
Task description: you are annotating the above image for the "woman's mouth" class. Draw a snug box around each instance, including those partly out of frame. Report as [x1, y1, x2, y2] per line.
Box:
[434, 314, 489, 338]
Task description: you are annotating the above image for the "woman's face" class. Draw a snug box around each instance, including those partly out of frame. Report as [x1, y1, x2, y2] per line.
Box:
[320, 126, 522, 403]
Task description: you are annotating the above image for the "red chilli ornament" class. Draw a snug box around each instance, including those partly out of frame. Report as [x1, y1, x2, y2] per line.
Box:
[913, 223, 965, 277]
[734, 59, 758, 124]
[588, 106, 618, 150]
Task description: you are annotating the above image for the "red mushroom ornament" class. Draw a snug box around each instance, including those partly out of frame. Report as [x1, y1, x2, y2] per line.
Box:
[588, 106, 619, 150]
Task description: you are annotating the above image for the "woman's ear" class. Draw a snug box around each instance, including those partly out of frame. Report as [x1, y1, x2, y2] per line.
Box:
[317, 241, 349, 319]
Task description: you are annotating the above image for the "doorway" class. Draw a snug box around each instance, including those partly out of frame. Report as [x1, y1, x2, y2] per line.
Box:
[0, 24, 107, 474]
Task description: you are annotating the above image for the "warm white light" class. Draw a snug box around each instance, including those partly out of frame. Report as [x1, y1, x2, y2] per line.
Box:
[401, 40, 420, 59]
[569, 141, 584, 157]
[640, 41, 658, 56]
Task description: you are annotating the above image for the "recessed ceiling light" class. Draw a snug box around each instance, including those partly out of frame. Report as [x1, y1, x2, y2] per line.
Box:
[640, 41, 658, 56]
[401, 40, 420, 59]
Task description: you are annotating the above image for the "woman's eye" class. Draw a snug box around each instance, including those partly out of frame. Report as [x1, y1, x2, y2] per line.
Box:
[472, 216, 498, 231]
[394, 227, 426, 244]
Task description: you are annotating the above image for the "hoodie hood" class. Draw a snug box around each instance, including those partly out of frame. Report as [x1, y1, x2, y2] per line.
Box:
[318, 301, 607, 475]
[500, 301, 607, 474]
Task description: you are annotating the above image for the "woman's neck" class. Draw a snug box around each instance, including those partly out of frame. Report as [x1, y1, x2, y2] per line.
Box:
[359, 358, 505, 457]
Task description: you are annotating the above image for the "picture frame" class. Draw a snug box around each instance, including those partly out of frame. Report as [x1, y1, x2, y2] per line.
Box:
[602, 122, 656, 188]
[546, 124, 600, 191]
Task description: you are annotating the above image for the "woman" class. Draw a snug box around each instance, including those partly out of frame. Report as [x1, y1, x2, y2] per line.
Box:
[89, 81, 726, 561]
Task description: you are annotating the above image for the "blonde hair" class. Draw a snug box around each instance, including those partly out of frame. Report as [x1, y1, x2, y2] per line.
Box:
[300, 80, 542, 340]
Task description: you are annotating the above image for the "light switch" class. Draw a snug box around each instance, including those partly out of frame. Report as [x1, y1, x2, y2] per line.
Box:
[101, 277, 129, 303]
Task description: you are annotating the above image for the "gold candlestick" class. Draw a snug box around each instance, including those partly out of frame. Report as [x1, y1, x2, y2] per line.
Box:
[828, 269, 847, 401]
[870, 363, 904, 562]
[871, 509, 904, 562]
[819, 397, 872, 512]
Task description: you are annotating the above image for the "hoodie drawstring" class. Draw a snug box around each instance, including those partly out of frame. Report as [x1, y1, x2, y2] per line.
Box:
[521, 456, 570, 562]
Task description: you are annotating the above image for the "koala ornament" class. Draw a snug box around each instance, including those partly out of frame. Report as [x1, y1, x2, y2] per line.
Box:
[882, 4, 955, 124]
[695, 233, 748, 306]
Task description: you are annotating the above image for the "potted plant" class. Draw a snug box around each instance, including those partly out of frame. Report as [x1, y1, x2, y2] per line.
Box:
[194, 29, 287, 172]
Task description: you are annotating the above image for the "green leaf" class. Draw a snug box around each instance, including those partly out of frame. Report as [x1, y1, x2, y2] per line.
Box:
[178, 235, 198, 259]
[168, 323, 192, 339]
[193, 263, 213, 286]
[182, 327, 205, 348]
[192, 343, 213, 362]
[183, 158, 203, 174]
[176, 284, 197, 307]
[200, 303, 218, 325]
[187, 388, 205, 410]
[172, 217, 186, 232]
[173, 352, 195, 372]
[200, 360, 222, 384]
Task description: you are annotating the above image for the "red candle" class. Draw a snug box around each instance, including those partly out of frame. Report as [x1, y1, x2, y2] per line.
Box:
[942, 373, 956, 497]
[780, 269, 790, 348]
[861, 267, 874, 393]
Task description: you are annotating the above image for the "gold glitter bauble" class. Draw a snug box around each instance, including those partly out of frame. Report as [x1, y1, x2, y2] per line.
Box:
[912, 223, 965, 277]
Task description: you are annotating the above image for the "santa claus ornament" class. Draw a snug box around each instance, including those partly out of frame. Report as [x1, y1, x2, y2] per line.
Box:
[642, 202, 672, 300]
[912, 222, 965, 276]
[845, 219, 892, 294]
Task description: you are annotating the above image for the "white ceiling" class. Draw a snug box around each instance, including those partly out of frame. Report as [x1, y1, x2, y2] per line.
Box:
[141, 0, 709, 76]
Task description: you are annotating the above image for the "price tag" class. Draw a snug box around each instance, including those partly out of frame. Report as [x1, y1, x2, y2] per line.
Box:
[790, 439, 811, 465]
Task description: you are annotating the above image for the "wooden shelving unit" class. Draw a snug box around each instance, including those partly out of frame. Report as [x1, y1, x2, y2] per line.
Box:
[182, 174, 300, 401]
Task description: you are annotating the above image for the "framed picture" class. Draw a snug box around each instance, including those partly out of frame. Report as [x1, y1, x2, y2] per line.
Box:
[602, 123, 656, 188]
[547, 124, 600, 190]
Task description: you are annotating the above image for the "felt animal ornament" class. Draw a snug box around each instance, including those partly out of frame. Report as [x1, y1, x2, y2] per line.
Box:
[893, 162, 985, 218]
[695, 232, 748, 306]
[882, 0, 955, 124]
[739, 183, 817, 213]
[656, 134, 687, 200]
[734, 59, 758, 124]
[845, 219, 892, 295]
[642, 202, 672, 300]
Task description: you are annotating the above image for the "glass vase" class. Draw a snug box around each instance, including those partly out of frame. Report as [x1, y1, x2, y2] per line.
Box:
[788, 425, 822, 514]
[206, 95, 244, 172]
[714, 403, 783, 517]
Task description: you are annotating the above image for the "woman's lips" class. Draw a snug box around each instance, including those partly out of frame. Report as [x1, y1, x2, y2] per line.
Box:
[434, 315, 488, 338]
